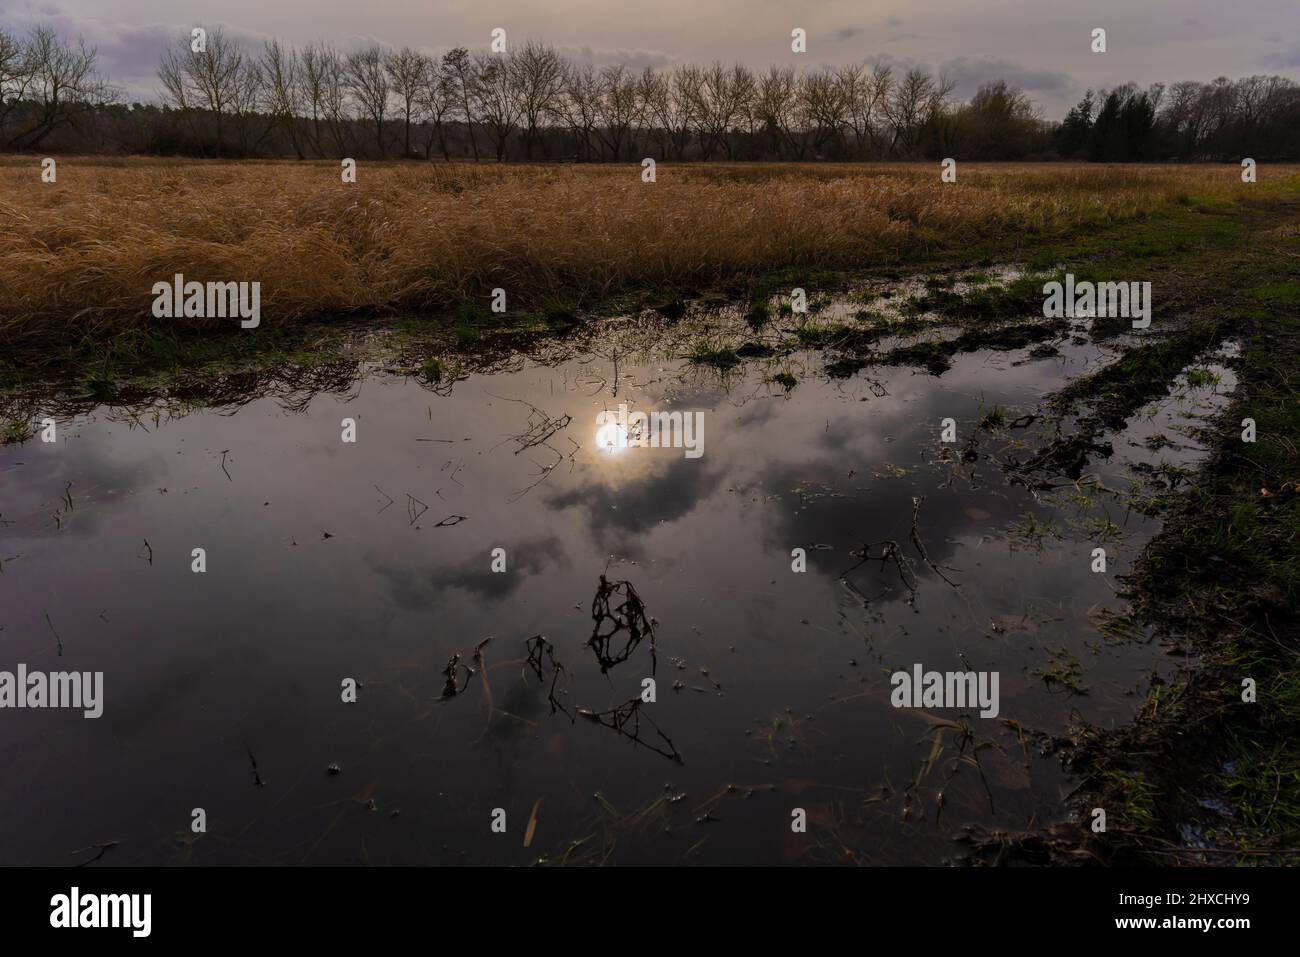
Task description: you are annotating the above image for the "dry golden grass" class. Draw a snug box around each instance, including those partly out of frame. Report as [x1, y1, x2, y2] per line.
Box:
[0, 156, 1287, 351]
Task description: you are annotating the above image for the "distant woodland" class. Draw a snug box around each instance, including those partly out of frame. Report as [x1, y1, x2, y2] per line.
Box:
[3, 25, 1299, 161]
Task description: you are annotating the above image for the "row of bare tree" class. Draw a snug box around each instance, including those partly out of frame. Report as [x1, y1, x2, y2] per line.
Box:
[153, 30, 959, 160]
[4, 23, 1299, 161]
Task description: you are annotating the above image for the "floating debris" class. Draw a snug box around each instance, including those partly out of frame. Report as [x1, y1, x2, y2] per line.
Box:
[587, 574, 657, 674]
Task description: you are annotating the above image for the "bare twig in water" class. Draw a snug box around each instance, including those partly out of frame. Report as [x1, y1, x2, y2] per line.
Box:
[138, 539, 153, 565]
[841, 540, 917, 604]
[954, 719, 997, 814]
[73, 841, 118, 867]
[486, 393, 579, 501]
[245, 745, 266, 788]
[577, 697, 683, 763]
[588, 575, 657, 674]
[524, 634, 572, 720]
[441, 653, 465, 698]
[473, 637, 494, 727]
[909, 496, 961, 588]
[507, 438, 579, 503]
[472, 636, 491, 667]
[45, 612, 63, 656]
[219, 450, 232, 481]
[487, 392, 573, 454]
[441, 638, 490, 699]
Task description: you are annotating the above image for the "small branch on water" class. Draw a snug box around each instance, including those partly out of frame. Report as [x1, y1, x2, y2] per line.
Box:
[45, 611, 63, 656]
[577, 697, 683, 764]
[910, 496, 961, 589]
[245, 744, 266, 788]
[587, 574, 657, 674]
[524, 634, 572, 720]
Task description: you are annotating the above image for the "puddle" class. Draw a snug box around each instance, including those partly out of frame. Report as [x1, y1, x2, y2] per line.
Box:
[0, 313, 1234, 864]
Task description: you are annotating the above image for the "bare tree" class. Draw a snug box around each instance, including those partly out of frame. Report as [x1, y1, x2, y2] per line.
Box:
[669, 65, 705, 159]
[385, 46, 426, 157]
[862, 64, 895, 156]
[557, 61, 601, 161]
[636, 68, 672, 159]
[261, 39, 303, 158]
[757, 65, 799, 159]
[0, 27, 35, 146]
[472, 50, 520, 162]
[441, 47, 479, 161]
[318, 46, 352, 156]
[157, 27, 245, 156]
[345, 46, 390, 155]
[420, 56, 456, 160]
[297, 43, 329, 156]
[11, 25, 108, 150]
[227, 50, 264, 155]
[511, 39, 565, 159]
[886, 67, 950, 157]
[593, 64, 641, 161]
[800, 70, 847, 157]
[693, 62, 751, 159]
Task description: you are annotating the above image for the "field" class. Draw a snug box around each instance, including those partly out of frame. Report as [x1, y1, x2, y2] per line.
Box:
[1, 158, 1299, 866]
[0, 158, 1279, 359]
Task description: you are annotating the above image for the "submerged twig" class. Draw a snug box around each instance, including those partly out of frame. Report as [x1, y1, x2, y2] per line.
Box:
[45, 611, 63, 657]
[524, 634, 572, 720]
[406, 493, 428, 525]
[577, 697, 683, 763]
[487, 392, 579, 501]
[441, 653, 466, 698]
[73, 841, 118, 867]
[588, 575, 657, 674]
[841, 540, 917, 604]
[245, 744, 266, 788]
[909, 496, 961, 588]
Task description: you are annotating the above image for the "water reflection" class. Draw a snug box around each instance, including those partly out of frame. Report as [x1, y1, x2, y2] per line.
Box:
[0, 331, 1235, 865]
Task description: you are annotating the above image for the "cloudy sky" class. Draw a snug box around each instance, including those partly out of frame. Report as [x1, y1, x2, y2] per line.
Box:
[4, 0, 1299, 118]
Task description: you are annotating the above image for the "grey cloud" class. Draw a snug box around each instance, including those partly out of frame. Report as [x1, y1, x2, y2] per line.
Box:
[938, 56, 1077, 101]
[369, 535, 567, 607]
[561, 44, 674, 71]
[1261, 47, 1300, 69]
[863, 52, 927, 73]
